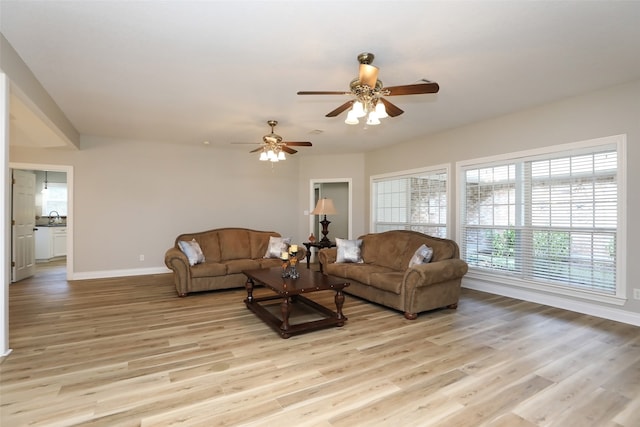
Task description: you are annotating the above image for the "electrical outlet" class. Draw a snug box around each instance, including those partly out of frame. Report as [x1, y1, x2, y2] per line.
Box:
[139, 254, 145, 262]
[634, 289, 640, 300]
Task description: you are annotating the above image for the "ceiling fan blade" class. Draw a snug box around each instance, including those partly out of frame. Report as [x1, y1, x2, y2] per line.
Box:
[283, 141, 312, 147]
[358, 63, 379, 88]
[385, 81, 440, 96]
[297, 91, 350, 95]
[281, 146, 297, 154]
[326, 100, 355, 117]
[379, 98, 404, 117]
[249, 147, 263, 153]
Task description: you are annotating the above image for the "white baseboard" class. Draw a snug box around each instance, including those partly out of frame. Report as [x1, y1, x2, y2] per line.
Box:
[70, 266, 170, 281]
[463, 277, 640, 327]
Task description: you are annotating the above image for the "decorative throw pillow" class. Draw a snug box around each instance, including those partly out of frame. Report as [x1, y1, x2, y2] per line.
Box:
[408, 244, 433, 268]
[178, 239, 205, 266]
[264, 236, 292, 258]
[336, 238, 363, 263]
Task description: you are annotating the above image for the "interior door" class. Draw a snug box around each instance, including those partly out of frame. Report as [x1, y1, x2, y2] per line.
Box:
[12, 169, 36, 282]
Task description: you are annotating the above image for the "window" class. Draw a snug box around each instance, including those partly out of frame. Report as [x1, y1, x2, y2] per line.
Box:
[372, 166, 449, 237]
[42, 182, 68, 216]
[458, 135, 625, 301]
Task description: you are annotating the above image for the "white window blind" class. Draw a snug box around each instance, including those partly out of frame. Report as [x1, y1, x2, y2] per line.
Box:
[372, 167, 448, 237]
[460, 140, 621, 297]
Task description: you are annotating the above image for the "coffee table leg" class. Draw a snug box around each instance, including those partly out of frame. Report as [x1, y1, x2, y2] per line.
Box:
[245, 278, 254, 303]
[305, 243, 311, 269]
[280, 297, 292, 337]
[335, 290, 345, 324]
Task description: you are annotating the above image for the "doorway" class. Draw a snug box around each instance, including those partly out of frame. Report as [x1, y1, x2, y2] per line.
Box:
[10, 162, 73, 281]
[309, 178, 352, 243]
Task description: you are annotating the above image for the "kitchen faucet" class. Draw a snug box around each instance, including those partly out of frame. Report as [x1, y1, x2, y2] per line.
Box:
[48, 210, 61, 225]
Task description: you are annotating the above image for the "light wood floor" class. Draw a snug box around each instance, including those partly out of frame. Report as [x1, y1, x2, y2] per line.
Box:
[2, 262, 639, 427]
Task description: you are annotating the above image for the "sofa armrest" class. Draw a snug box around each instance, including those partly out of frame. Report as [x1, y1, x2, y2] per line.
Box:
[404, 258, 469, 288]
[317, 248, 337, 267]
[164, 247, 192, 296]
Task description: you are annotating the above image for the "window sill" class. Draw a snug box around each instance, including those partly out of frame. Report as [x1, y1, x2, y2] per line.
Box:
[464, 269, 626, 306]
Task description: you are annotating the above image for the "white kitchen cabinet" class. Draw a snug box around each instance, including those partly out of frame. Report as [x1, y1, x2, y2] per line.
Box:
[53, 227, 67, 257]
[35, 227, 52, 260]
[35, 226, 66, 260]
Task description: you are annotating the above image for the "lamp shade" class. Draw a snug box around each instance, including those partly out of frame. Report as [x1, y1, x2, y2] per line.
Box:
[311, 198, 337, 215]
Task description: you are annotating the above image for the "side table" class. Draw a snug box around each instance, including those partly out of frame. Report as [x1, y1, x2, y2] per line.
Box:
[303, 241, 336, 268]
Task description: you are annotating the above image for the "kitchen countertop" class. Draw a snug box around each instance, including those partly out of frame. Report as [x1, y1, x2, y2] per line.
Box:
[36, 224, 67, 227]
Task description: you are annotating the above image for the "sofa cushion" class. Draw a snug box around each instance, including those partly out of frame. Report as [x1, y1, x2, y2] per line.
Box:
[259, 258, 285, 269]
[224, 258, 262, 274]
[325, 263, 403, 295]
[190, 262, 227, 278]
[196, 232, 221, 263]
[367, 232, 413, 270]
[408, 244, 433, 268]
[325, 263, 394, 285]
[336, 238, 363, 263]
[359, 231, 458, 268]
[429, 239, 456, 262]
[369, 271, 405, 294]
[219, 229, 252, 260]
[359, 233, 382, 264]
[264, 236, 292, 258]
[251, 231, 279, 259]
[178, 239, 205, 266]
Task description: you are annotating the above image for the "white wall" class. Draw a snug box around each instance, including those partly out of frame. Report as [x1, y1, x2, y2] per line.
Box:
[366, 79, 640, 321]
[10, 145, 369, 280]
[1, 73, 11, 356]
[10, 136, 304, 277]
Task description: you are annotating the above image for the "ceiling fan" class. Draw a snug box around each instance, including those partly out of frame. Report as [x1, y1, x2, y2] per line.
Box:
[232, 120, 312, 162]
[297, 52, 439, 125]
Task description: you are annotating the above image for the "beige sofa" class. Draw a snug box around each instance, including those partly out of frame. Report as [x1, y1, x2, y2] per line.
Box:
[318, 230, 468, 319]
[164, 227, 305, 297]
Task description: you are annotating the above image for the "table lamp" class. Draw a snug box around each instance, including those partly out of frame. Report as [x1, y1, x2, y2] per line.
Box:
[311, 198, 337, 245]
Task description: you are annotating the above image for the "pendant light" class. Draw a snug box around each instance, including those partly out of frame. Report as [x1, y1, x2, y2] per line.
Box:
[41, 171, 49, 194]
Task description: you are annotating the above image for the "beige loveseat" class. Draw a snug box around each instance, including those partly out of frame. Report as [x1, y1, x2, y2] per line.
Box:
[317, 230, 468, 319]
[164, 227, 305, 297]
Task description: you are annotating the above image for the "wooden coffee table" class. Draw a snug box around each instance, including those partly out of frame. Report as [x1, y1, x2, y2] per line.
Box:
[243, 267, 349, 339]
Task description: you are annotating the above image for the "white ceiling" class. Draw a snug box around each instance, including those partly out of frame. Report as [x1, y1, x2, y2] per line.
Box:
[2, 1, 640, 155]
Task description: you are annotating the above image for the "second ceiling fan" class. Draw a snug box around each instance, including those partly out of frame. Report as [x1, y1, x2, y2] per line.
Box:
[232, 120, 312, 162]
[297, 52, 440, 125]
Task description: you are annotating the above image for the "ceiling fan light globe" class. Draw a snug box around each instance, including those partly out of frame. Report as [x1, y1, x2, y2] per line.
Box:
[366, 111, 381, 125]
[259, 152, 268, 161]
[345, 110, 359, 125]
[352, 101, 366, 118]
[375, 102, 388, 119]
[277, 151, 286, 160]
